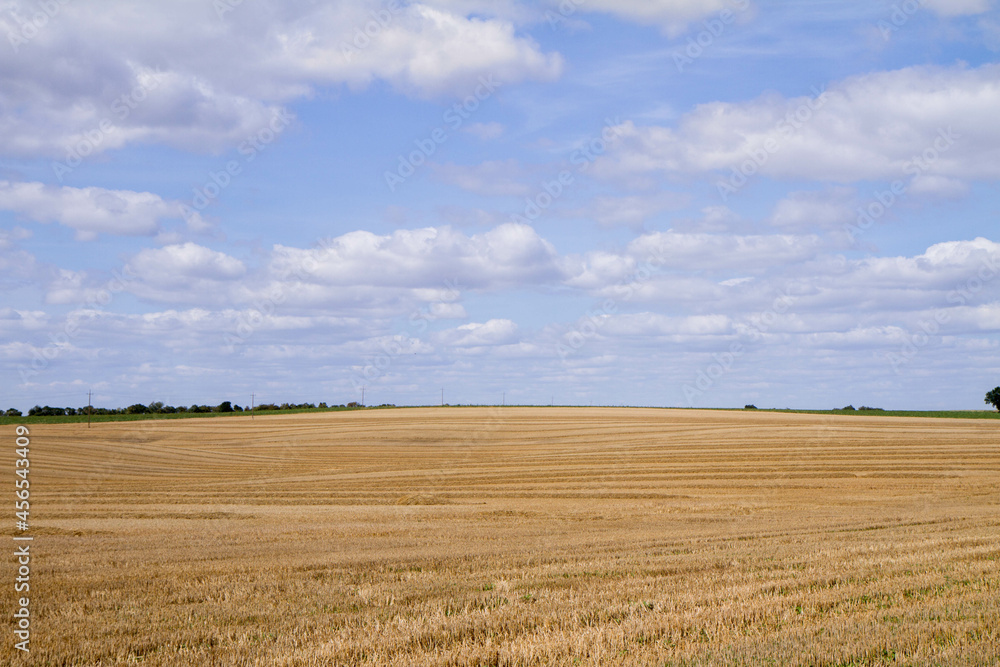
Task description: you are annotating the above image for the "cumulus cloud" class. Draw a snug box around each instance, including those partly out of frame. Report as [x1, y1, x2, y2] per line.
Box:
[125, 243, 247, 304]
[7, 223, 1000, 410]
[0, 181, 200, 240]
[0, 309, 48, 332]
[269, 223, 564, 293]
[437, 319, 519, 347]
[769, 188, 856, 231]
[0, 226, 31, 249]
[626, 230, 825, 272]
[596, 63, 1000, 186]
[599, 313, 732, 337]
[133, 244, 246, 282]
[0, 0, 562, 158]
[92, 223, 564, 315]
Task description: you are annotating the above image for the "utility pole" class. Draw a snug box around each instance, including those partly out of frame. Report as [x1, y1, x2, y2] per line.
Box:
[502, 391, 505, 407]
[87, 390, 92, 428]
[441, 388, 444, 406]
[250, 393, 255, 420]
[361, 386, 365, 407]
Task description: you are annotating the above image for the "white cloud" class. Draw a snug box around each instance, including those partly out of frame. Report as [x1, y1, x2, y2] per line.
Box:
[597, 63, 1000, 186]
[270, 223, 564, 293]
[626, 230, 825, 272]
[8, 229, 1000, 410]
[769, 188, 856, 231]
[0, 309, 48, 331]
[94, 223, 564, 315]
[0, 1, 562, 158]
[438, 319, 519, 347]
[600, 312, 732, 337]
[0, 181, 199, 240]
[0, 228, 36, 287]
[0, 226, 31, 249]
[126, 244, 247, 303]
[133, 244, 246, 282]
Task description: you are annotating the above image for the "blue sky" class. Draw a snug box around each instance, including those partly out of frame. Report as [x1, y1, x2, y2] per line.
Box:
[2, 0, 999, 411]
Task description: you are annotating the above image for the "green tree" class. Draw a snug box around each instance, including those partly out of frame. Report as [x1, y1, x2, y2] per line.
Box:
[986, 387, 1000, 412]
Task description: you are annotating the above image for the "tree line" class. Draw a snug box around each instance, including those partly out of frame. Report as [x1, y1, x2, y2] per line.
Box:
[5, 400, 377, 418]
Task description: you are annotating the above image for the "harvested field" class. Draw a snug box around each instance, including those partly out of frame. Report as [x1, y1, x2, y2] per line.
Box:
[4, 407, 999, 665]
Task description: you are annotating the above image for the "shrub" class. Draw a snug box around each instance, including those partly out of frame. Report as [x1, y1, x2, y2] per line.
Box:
[5, 408, 22, 417]
[744, 404, 758, 410]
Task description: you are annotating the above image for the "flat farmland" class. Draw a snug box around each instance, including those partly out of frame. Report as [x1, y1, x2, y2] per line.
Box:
[4, 407, 999, 665]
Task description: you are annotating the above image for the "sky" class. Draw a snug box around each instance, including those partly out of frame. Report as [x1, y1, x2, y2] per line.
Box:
[1, 0, 999, 412]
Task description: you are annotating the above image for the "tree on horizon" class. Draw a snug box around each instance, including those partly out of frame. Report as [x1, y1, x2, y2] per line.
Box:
[987, 387, 1000, 412]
